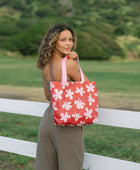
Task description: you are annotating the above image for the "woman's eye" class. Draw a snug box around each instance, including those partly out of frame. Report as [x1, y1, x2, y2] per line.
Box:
[60, 38, 73, 41]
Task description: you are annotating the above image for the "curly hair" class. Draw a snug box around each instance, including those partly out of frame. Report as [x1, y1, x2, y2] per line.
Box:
[37, 23, 77, 69]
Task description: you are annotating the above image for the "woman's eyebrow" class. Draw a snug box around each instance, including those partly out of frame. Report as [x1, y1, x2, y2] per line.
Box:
[59, 36, 73, 38]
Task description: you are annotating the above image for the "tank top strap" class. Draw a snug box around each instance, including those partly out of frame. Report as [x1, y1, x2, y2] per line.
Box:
[49, 62, 55, 81]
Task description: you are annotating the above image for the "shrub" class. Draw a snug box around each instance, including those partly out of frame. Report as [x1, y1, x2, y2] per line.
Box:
[0, 22, 19, 36]
[113, 26, 126, 36]
[76, 30, 110, 60]
[77, 25, 124, 59]
[1, 24, 47, 55]
[134, 25, 140, 38]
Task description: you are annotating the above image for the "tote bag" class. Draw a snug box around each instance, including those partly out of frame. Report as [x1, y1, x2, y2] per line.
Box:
[50, 55, 98, 126]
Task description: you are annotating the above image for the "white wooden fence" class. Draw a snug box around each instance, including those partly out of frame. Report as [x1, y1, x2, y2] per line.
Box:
[0, 98, 140, 170]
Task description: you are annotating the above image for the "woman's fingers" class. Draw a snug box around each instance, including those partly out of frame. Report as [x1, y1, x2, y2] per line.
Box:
[69, 51, 78, 60]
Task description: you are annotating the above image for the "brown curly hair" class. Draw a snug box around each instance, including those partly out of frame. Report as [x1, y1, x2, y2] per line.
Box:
[37, 23, 77, 69]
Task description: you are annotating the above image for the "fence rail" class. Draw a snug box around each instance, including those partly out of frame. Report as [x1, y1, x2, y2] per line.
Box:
[0, 98, 140, 170]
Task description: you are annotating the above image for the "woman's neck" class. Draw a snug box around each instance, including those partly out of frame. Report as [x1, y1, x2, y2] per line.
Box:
[52, 50, 66, 61]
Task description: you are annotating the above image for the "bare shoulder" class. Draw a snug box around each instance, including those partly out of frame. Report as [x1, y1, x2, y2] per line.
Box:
[66, 58, 81, 81]
[66, 58, 89, 81]
[66, 58, 79, 70]
[42, 64, 49, 78]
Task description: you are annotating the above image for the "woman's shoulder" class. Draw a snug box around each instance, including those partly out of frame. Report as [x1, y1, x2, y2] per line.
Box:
[66, 58, 81, 81]
[66, 58, 79, 71]
[42, 64, 49, 78]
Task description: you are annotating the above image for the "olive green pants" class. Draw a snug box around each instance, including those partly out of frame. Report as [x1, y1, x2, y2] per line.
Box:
[35, 104, 84, 170]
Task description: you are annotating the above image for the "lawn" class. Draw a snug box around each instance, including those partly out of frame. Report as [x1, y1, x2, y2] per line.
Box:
[0, 54, 140, 169]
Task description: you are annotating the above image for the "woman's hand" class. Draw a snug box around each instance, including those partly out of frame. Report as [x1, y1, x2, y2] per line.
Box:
[68, 51, 78, 61]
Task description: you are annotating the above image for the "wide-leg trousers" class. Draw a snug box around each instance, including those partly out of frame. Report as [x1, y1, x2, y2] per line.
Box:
[35, 104, 84, 170]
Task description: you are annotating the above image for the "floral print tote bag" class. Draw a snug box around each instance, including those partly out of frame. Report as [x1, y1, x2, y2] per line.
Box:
[50, 55, 98, 126]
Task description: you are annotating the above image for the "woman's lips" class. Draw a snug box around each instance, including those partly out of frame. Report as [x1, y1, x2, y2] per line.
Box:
[65, 48, 71, 51]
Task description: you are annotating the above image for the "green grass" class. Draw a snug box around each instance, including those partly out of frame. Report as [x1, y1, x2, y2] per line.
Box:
[80, 60, 140, 93]
[0, 53, 140, 94]
[84, 124, 140, 162]
[0, 54, 42, 87]
[0, 112, 40, 142]
[0, 54, 140, 169]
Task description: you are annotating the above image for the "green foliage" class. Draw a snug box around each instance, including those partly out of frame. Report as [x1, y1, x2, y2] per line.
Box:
[1, 24, 47, 55]
[94, 0, 126, 8]
[16, 18, 36, 30]
[35, 5, 55, 17]
[0, 0, 25, 10]
[0, 0, 140, 60]
[0, 22, 19, 35]
[20, 11, 34, 19]
[72, 0, 94, 14]
[76, 31, 110, 60]
[134, 25, 140, 38]
[113, 26, 126, 35]
[76, 24, 124, 59]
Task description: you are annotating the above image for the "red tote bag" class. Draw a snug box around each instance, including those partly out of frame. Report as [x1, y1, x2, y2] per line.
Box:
[50, 55, 98, 126]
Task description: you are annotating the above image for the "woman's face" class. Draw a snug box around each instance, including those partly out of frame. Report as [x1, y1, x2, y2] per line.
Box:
[55, 30, 74, 56]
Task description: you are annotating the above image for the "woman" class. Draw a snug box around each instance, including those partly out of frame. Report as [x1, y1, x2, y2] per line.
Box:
[35, 23, 89, 170]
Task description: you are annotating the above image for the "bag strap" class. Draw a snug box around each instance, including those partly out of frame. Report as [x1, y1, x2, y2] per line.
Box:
[61, 55, 85, 82]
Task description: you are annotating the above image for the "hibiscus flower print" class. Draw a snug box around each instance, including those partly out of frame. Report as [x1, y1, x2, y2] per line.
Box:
[72, 113, 82, 121]
[53, 102, 57, 111]
[74, 99, 85, 109]
[65, 89, 74, 99]
[62, 101, 72, 110]
[88, 93, 95, 105]
[84, 107, 93, 119]
[95, 104, 98, 112]
[93, 117, 98, 123]
[75, 87, 85, 96]
[60, 112, 71, 122]
[61, 82, 69, 89]
[86, 83, 95, 92]
[50, 83, 54, 91]
[77, 121, 85, 126]
[53, 89, 63, 101]
[95, 92, 98, 96]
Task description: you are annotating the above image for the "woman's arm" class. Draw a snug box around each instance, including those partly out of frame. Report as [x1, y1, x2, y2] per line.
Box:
[68, 51, 89, 81]
[66, 59, 89, 81]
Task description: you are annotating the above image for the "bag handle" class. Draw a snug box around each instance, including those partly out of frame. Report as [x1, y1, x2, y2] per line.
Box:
[61, 55, 85, 82]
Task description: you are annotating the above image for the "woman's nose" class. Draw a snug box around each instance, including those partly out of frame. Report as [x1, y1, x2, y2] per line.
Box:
[66, 40, 72, 45]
